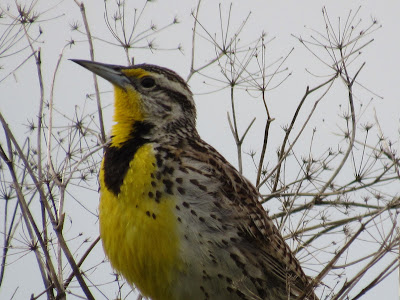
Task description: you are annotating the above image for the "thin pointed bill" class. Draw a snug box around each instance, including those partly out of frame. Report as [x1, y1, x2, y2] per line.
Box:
[71, 59, 130, 88]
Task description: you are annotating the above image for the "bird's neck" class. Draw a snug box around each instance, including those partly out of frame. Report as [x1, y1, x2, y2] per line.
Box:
[110, 86, 146, 148]
[109, 85, 198, 148]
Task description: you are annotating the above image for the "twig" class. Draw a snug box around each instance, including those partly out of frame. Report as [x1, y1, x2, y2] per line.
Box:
[74, 0, 106, 144]
[258, 74, 337, 190]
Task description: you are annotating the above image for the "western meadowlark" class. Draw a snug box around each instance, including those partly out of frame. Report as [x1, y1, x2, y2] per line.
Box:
[72, 59, 317, 300]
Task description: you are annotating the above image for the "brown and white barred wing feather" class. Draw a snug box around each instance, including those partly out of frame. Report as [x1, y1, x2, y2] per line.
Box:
[220, 166, 309, 288]
[185, 137, 315, 299]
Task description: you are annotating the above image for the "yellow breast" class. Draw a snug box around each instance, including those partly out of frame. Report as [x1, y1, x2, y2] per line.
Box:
[99, 144, 182, 300]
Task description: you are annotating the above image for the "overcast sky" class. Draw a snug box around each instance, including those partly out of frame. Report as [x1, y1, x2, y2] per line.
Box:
[1, 0, 399, 299]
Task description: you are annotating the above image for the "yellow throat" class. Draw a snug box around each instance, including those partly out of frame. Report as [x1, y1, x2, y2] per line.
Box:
[98, 80, 182, 299]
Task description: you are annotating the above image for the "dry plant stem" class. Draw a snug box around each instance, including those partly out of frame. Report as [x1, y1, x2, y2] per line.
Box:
[227, 112, 256, 175]
[333, 221, 399, 300]
[187, 50, 226, 82]
[20, 21, 54, 291]
[63, 144, 103, 186]
[270, 70, 337, 194]
[0, 51, 36, 84]
[271, 168, 398, 220]
[254, 47, 290, 186]
[47, 46, 67, 187]
[352, 258, 399, 300]
[47, 45, 68, 283]
[64, 236, 100, 289]
[0, 122, 61, 298]
[189, 0, 202, 79]
[256, 115, 273, 186]
[32, 48, 48, 253]
[22, 30, 57, 296]
[258, 74, 336, 190]
[373, 108, 400, 177]
[0, 114, 94, 300]
[0, 193, 19, 287]
[187, 4, 251, 82]
[299, 216, 373, 300]
[354, 136, 400, 171]
[312, 62, 363, 201]
[293, 208, 379, 253]
[57, 188, 66, 284]
[227, 85, 255, 174]
[268, 161, 396, 199]
[228, 85, 241, 173]
[294, 199, 400, 248]
[0, 168, 49, 295]
[74, 0, 106, 144]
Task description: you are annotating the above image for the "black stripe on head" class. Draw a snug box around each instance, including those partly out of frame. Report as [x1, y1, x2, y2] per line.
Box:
[162, 88, 196, 117]
[103, 121, 154, 195]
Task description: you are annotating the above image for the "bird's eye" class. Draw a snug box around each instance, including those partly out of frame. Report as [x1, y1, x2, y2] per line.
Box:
[140, 77, 156, 88]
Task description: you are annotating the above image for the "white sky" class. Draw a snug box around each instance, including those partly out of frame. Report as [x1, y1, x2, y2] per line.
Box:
[1, 0, 399, 299]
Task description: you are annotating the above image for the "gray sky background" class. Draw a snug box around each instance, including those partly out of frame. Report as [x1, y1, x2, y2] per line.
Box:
[1, 0, 399, 299]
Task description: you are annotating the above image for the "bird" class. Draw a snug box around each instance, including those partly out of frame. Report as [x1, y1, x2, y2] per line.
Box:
[72, 59, 317, 300]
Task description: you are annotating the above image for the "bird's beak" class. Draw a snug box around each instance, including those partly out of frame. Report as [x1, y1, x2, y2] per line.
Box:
[71, 59, 130, 88]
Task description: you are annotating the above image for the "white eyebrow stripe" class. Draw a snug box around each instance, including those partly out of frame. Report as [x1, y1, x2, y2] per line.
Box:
[155, 74, 192, 100]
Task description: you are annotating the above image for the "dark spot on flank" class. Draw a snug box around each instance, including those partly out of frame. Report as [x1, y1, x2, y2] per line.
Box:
[163, 179, 173, 194]
[236, 290, 246, 298]
[214, 201, 222, 208]
[233, 172, 241, 183]
[230, 253, 245, 269]
[199, 184, 207, 191]
[156, 156, 163, 167]
[190, 179, 199, 185]
[177, 187, 185, 195]
[176, 177, 183, 184]
[209, 158, 217, 166]
[148, 191, 154, 198]
[183, 202, 190, 208]
[155, 191, 162, 202]
[164, 166, 174, 175]
[179, 166, 189, 174]
[146, 211, 150, 217]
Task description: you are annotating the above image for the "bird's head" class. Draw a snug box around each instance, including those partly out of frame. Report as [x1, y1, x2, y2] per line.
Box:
[72, 60, 196, 144]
